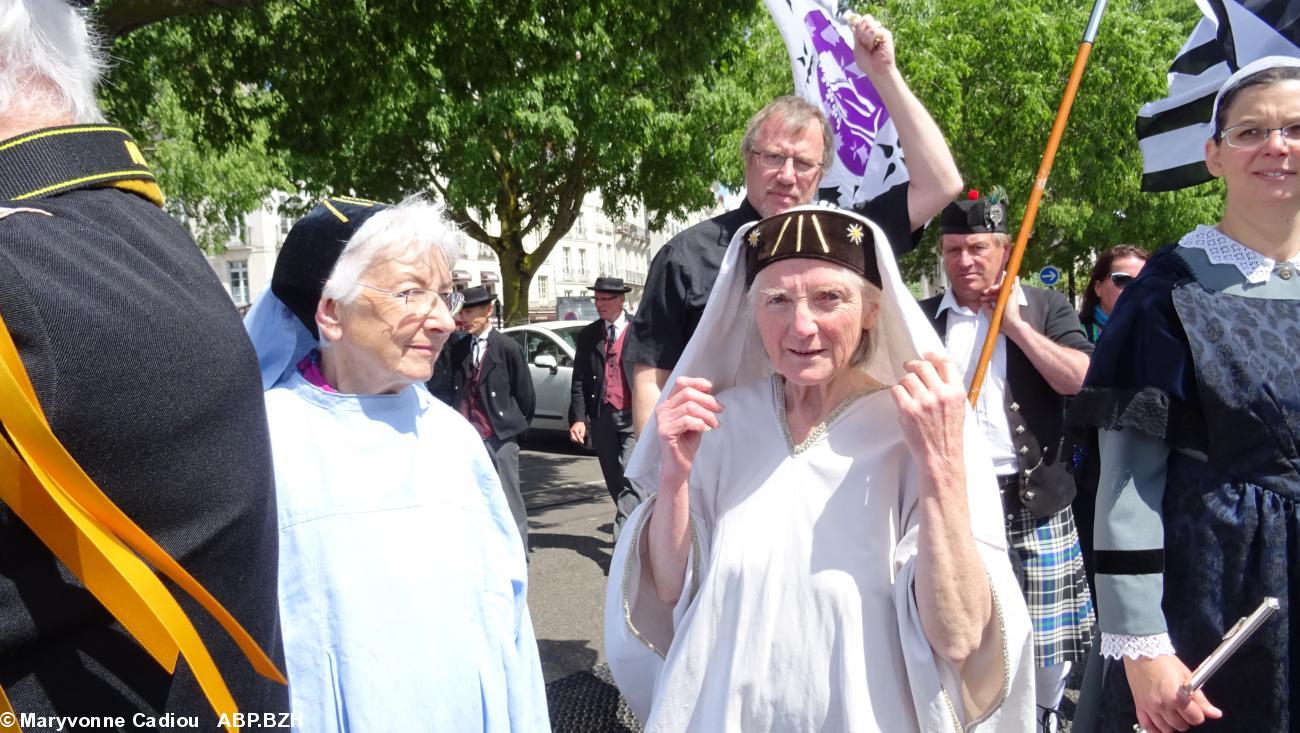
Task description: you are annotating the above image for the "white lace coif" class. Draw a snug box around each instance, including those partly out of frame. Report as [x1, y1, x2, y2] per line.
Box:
[1180, 225, 1300, 284]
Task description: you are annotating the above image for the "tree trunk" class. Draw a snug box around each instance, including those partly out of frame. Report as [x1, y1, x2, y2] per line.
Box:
[446, 152, 583, 326]
[493, 232, 533, 326]
[498, 257, 533, 326]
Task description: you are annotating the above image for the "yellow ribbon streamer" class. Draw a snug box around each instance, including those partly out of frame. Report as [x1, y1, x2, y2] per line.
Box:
[0, 307, 285, 731]
[0, 684, 16, 732]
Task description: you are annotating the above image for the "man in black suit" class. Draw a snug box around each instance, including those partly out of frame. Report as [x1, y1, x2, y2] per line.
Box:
[569, 277, 640, 539]
[426, 330, 466, 405]
[625, 16, 964, 437]
[451, 286, 536, 551]
[918, 190, 1094, 731]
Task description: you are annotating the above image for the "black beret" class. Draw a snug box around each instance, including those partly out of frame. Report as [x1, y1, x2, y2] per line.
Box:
[939, 189, 1009, 235]
[743, 207, 881, 288]
[271, 197, 389, 338]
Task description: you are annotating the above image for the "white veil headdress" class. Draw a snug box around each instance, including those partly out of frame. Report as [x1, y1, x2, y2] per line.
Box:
[624, 203, 953, 495]
[243, 285, 320, 391]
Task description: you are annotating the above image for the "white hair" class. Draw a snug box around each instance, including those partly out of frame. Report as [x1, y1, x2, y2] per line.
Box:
[0, 1, 106, 124]
[321, 195, 463, 304]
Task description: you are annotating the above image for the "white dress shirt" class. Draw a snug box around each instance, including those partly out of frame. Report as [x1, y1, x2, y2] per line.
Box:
[472, 326, 494, 368]
[604, 312, 628, 343]
[935, 286, 1030, 477]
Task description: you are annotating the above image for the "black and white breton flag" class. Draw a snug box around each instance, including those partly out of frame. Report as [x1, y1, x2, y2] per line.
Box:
[1138, 0, 1300, 191]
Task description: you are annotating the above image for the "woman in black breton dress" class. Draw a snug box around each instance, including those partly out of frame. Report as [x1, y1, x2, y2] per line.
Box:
[1071, 56, 1300, 732]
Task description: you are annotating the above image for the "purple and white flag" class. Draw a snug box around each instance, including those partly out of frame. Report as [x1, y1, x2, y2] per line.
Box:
[762, 0, 908, 206]
[1138, 0, 1300, 191]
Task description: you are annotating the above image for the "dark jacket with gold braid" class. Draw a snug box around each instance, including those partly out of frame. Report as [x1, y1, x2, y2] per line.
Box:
[0, 126, 287, 720]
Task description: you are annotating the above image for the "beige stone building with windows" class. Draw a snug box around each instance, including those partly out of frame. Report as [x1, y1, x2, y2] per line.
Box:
[205, 190, 724, 319]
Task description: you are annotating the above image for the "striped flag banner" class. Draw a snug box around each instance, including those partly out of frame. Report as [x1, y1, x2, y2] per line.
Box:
[762, 0, 909, 206]
[1138, 0, 1300, 191]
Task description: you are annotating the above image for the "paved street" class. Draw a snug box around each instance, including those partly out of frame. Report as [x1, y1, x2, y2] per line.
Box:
[520, 434, 641, 731]
[520, 434, 614, 683]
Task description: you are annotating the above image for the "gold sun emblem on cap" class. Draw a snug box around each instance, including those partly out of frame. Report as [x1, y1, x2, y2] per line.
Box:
[747, 228, 761, 247]
[846, 223, 864, 245]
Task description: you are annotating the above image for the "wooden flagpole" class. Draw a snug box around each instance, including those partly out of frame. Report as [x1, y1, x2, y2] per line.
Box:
[967, 0, 1110, 405]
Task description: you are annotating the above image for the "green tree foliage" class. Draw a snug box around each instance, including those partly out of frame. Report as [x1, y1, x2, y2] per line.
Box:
[102, 78, 290, 252]
[97, 0, 1228, 304]
[95, 2, 289, 253]
[873, 0, 1224, 289]
[100, 0, 772, 323]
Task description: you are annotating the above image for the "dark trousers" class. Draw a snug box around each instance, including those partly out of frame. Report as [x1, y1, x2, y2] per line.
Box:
[592, 406, 642, 539]
[484, 435, 527, 552]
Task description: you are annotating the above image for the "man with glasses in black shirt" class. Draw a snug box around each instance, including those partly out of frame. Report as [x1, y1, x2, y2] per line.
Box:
[626, 14, 963, 435]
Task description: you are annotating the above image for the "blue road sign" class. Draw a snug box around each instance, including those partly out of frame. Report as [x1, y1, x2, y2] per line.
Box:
[1039, 266, 1061, 286]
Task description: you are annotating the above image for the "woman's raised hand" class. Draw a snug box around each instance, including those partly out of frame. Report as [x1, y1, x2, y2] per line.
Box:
[648, 376, 723, 604]
[892, 352, 966, 470]
[655, 376, 723, 486]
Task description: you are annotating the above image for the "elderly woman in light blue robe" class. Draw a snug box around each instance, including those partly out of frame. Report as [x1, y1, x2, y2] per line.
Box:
[244, 196, 548, 732]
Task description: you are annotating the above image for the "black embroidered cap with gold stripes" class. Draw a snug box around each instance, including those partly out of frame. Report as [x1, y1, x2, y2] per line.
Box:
[743, 208, 881, 288]
[271, 196, 390, 338]
[0, 125, 162, 206]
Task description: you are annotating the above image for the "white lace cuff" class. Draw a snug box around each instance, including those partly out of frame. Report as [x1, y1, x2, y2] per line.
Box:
[1100, 632, 1176, 660]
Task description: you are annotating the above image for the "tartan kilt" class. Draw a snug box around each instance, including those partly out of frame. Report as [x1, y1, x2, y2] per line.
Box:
[1005, 501, 1095, 666]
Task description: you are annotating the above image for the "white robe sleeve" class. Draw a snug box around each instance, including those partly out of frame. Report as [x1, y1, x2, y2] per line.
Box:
[892, 417, 1037, 732]
[602, 497, 710, 722]
[603, 429, 719, 724]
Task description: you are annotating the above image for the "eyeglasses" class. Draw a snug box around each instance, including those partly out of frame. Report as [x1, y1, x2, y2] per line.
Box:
[1108, 272, 1134, 289]
[1219, 123, 1300, 149]
[358, 283, 464, 316]
[748, 148, 823, 176]
[591, 295, 622, 304]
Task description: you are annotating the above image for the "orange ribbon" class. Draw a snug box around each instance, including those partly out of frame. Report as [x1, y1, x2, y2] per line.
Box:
[0, 305, 285, 731]
[0, 684, 15, 732]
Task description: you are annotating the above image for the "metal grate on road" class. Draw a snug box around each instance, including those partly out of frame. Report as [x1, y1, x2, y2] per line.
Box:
[546, 664, 642, 732]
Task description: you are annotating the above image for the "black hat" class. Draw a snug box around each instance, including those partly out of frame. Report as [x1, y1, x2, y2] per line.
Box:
[743, 207, 881, 288]
[271, 197, 389, 338]
[588, 276, 632, 293]
[940, 188, 1009, 235]
[461, 286, 494, 307]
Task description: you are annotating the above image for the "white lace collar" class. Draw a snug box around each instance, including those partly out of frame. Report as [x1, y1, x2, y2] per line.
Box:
[1179, 225, 1300, 284]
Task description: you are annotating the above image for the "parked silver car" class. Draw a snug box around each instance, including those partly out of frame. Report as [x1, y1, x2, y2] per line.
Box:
[501, 320, 590, 433]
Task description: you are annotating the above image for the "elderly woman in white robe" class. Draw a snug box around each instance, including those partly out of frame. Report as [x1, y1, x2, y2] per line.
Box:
[244, 196, 548, 732]
[605, 205, 1034, 732]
